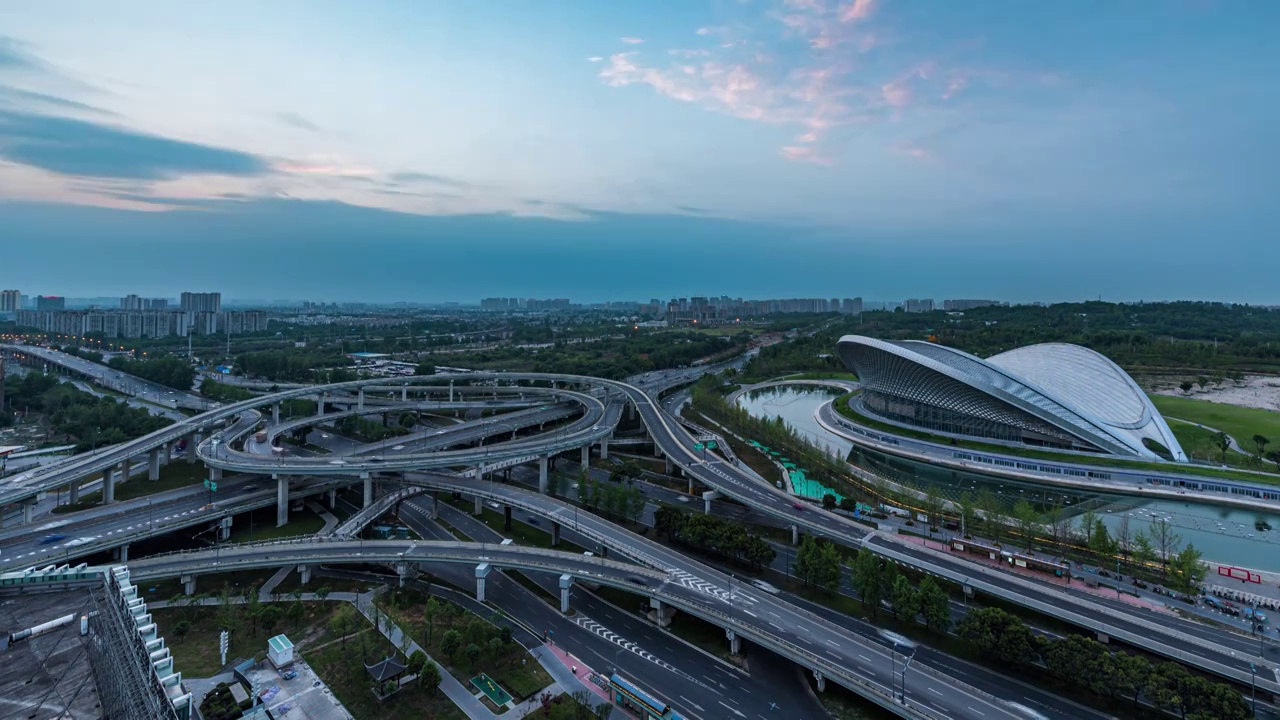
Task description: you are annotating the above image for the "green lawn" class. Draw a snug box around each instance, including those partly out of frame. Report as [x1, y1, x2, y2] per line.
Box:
[1149, 394, 1280, 455]
[53, 461, 207, 512]
[226, 506, 327, 543]
[1166, 418, 1255, 468]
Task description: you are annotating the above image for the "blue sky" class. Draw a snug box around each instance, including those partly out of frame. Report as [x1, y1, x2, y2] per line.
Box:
[1, 1, 1276, 303]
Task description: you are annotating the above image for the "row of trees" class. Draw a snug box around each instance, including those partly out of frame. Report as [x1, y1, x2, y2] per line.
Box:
[0, 372, 171, 449]
[233, 349, 353, 381]
[654, 506, 776, 569]
[568, 470, 647, 523]
[959, 607, 1250, 719]
[108, 355, 196, 391]
[846, 549, 951, 630]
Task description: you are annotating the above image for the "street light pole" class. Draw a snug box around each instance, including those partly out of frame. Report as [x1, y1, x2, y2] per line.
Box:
[1250, 661, 1257, 717]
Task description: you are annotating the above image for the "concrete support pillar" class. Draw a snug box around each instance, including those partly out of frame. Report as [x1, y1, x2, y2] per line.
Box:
[328, 488, 337, 509]
[272, 403, 280, 424]
[396, 561, 410, 588]
[209, 466, 222, 482]
[102, 468, 116, 504]
[119, 460, 130, 486]
[813, 669, 826, 693]
[401, 385, 408, 402]
[299, 565, 312, 585]
[357, 388, 365, 412]
[648, 598, 675, 628]
[702, 490, 720, 514]
[115, 544, 129, 562]
[628, 403, 635, 421]
[559, 574, 573, 614]
[580, 444, 590, 469]
[22, 501, 35, 524]
[538, 456, 549, 493]
[218, 516, 232, 541]
[276, 474, 290, 527]
[160, 442, 170, 466]
[474, 495, 483, 516]
[475, 563, 491, 602]
[68, 479, 80, 505]
[503, 505, 512, 531]
[181, 574, 197, 595]
[600, 438, 609, 460]
[551, 521, 561, 547]
[792, 524, 800, 545]
[362, 473, 373, 509]
[654, 443, 662, 458]
[148, 448, 161, 481]
[316, 395, 325, 417]
[449, 380, 454, 403]
[665, 456, 673, 475]
[185, 433, 197, 463]
[726, 629, 741, 655]
[432, 490, 441, 519]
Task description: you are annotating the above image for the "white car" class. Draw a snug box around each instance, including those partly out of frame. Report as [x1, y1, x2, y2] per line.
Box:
[66, 536, 101, 547]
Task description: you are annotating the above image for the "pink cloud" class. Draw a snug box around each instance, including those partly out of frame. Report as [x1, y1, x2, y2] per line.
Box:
[780, 145, 831, 164]
[839, 0, 875, 24]
[620, 37, 645, 45]
[880, 80, 909, 108]
[942, 76, 967, 99]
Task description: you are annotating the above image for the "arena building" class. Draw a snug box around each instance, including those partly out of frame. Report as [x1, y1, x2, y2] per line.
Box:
[836, 336, 1187, 462]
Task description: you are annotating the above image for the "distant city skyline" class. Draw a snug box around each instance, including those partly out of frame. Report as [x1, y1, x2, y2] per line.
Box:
[1, 3, 1277, 304]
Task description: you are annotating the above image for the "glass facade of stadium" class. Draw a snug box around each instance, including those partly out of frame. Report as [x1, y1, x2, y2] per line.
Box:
[837, 335, 1188, 462]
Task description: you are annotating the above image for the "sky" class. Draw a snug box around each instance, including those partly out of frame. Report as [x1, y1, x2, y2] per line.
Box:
[1, 1, 1277, 304]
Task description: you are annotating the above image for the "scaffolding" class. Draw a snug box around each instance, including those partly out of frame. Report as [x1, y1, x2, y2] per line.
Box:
[86, 566, 191, 720]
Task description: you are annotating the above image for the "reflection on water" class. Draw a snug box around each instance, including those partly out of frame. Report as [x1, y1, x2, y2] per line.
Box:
[737, 386, 1280, 570]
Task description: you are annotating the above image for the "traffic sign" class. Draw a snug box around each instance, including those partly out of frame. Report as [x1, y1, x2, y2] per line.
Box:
[693, 443, 704, 451]
[203, 479, 218, 492]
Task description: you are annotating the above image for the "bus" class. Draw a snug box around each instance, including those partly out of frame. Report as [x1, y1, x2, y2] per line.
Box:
[608, 674, 685, 720]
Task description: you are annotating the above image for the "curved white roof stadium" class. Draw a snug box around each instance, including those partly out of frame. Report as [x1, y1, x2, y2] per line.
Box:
[836, 335, 1187, 462]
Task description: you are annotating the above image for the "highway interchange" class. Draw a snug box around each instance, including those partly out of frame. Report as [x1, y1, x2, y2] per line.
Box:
[2, 343, 1276, 719]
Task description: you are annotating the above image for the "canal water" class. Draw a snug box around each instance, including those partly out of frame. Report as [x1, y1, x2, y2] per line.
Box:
[737, 386, 1280, 571]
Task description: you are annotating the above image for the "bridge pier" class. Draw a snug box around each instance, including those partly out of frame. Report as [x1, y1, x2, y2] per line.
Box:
[22, 500, 35, 524]
[181, 574, 197, 595]
[114, 543, 129, 562]
[432, 490, 440, 519]
[316, 394, 325, 417]
[726, 629, 741, 655]
[701, 490, 720, 514]
[665, 456, 673, 475]
[475, 563, 491, 602]
[648, 598, 675, 628]
[362, 473, 373, 509]
[628, 403, 635, 421]
[551, 521, 561, 546]
[538, 456, 549, 493]
[119, 459, 130, 488]
[275, 474, 289, 526]
[209, 465, 222, 482]
[580, 444, 590, 469]
[449, 380, 454, 403]
[102, 468, 115, 504]
[503, 505, 512, 531]
[68, 479, 79, 505]
[328, 488, 336, 510]
[396, 561, 411, 588]
[272, 403, 280, 424]
[559, 574, 573, 613]
[185, 433, 198, 463]
[791, 524, 799, 545]
[148, 448, 161, 481]
[299, 564, 312, 585]
[813, 669, 826, 693]
[401, 384, 407, 402]
[160, 441, 170, 466]
[218, 516, 232, 541]
[599, 438, 609, 460]
[357, 388, 365, 412]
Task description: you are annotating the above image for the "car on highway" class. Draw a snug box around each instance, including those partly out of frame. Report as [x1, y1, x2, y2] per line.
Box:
[40, 534, 67, 544]
[66, 536, 100, 547]
[792, 502, 806, 511]
[242, 485, 258, 493]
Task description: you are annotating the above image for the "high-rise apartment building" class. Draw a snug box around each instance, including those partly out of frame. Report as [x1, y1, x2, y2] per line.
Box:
[0, 289, 20, 313]
[841, 297, 863, 314]
[36, 296, 65, 311]
[180, 292, 221, 314]
[904, 298, 935, 313]
[121, 294, 143, 311]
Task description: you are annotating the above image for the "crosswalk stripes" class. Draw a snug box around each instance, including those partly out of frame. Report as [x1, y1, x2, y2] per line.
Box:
[571, 614, 717, 690]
